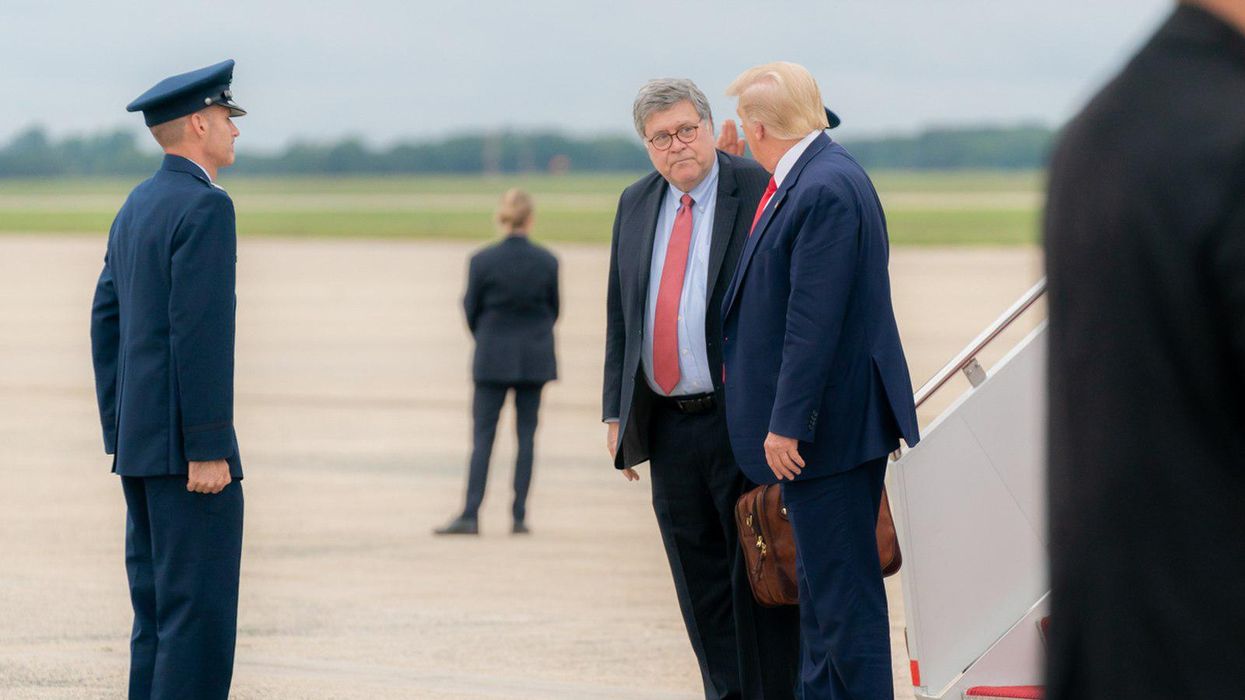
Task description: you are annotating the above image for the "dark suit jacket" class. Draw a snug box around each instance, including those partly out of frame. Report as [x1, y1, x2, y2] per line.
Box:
[720, 134, 919, 485]
[90, 154, 242, 477]
[464, 234, 559, 384]
[1044, 6, 1245, 699]
[602, 151, 769, 469]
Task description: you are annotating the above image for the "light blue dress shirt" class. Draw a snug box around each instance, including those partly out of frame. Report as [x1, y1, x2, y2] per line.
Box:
[642, 159, 719, 397]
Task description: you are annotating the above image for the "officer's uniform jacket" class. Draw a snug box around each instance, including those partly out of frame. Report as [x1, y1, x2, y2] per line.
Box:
[91, 154, 242, 477]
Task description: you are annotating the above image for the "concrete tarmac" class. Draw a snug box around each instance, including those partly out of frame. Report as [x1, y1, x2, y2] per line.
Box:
[0, 235, 1043, 699]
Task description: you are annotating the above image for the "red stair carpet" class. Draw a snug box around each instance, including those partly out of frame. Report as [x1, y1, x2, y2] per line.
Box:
[965, 686, 1044, 699]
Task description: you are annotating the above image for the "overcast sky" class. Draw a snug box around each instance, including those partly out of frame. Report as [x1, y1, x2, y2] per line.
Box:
[3, 0, 1174, 150]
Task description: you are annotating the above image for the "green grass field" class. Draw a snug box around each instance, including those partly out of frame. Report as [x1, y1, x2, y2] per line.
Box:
[0, 170, 1043, 245]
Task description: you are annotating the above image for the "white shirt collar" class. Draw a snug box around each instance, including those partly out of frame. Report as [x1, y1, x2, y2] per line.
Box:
[185, 157, 214, 183]
[773, 130, 822, 187]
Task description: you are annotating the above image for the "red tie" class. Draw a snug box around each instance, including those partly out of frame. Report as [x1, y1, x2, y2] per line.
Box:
[750, 177, 777, 234]
[653, 194, 694, 395]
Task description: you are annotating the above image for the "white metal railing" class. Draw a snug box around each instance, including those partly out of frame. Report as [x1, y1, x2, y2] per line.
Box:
[914, 278, 1047, 409]
[894, 277, 1047, 458]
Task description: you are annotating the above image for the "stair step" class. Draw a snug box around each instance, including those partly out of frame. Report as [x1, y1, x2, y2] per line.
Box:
[965, 686, 1043, 699]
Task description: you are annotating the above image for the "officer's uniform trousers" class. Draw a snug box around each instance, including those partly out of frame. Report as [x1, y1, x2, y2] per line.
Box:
[121, 477, 244, 700]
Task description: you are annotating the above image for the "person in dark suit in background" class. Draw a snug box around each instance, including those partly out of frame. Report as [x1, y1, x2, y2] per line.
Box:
[91, 60, 247, 700]
[721, 62, 920, 700]
[436, 189, 559, 536]
[1044, 2, 1245, 698]
[602, 78, 800, 700]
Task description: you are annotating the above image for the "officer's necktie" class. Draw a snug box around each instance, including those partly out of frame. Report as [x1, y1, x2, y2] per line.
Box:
[750, 177, 778, 234]
[653, 194, 694, 395]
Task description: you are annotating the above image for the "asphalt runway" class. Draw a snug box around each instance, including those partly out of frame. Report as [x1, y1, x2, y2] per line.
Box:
[0, 235, 1043, 699]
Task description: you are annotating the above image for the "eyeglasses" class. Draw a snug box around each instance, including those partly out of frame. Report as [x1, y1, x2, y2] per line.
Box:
[647, 124, 700, 151]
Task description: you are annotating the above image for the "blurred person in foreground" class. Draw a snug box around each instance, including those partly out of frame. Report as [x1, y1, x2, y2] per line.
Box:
[602, 78, 800, 700]
[720, 61, 920, 700]
[1045, 2, 1245, 698]
[90, 59, 247, 700]
[435, 188, 559, 536]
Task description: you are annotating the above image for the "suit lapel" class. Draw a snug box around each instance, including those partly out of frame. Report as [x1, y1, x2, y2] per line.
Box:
[632, 176, 666, 308]
[707, 153, 738, 301]
[723, 133, 831, 319]
[721, 189, 783, 320]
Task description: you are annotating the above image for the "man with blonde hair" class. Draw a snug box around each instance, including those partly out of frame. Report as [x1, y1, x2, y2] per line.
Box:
[720, 61, 920, 700]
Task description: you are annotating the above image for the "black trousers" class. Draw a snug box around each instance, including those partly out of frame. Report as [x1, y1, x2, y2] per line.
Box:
[461, 381, 544, 522]
[648, 398, 801, 700]
[121, 476, 244, 700]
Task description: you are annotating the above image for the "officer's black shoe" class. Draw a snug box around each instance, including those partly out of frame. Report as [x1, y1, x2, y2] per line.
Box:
[511, 521, 531, 535]
[433, 517, 478, 536]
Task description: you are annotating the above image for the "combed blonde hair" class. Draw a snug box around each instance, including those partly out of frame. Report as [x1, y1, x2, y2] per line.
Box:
[495, 188, 534, 233]
[725, 61, 829, 140]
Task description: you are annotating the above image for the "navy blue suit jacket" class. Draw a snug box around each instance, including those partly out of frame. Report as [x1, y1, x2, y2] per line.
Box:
[721, 134, 919, 484]
[464, 234, 560, 385]
[91, 154, 242, 478]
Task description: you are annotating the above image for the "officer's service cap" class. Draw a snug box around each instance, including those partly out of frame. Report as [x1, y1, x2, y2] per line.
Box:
[825, 107, 841, 130]
[126, 59, 246, 127]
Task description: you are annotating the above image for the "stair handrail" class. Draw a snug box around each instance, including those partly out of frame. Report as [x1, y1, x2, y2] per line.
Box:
[913, 277, 1047, 411]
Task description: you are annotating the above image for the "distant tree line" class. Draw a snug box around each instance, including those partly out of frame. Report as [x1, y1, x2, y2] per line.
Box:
[0, 128, 155, 177]
[845, 124, 1054, 170]
[0, 124, 1055, 178]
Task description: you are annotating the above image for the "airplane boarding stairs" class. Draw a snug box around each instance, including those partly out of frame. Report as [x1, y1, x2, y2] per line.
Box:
[890, 279, 1049, 700]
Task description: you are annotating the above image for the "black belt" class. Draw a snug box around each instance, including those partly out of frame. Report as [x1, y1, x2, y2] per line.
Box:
[655, 391, 716, 415]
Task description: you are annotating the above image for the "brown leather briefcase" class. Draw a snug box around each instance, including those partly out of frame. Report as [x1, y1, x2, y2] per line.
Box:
[734, 482, 902, 607]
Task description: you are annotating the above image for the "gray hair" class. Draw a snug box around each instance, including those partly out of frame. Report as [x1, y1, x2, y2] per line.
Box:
[632, 78, 714, 138]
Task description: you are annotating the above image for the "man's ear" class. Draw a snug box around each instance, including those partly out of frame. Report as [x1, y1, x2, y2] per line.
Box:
[188, 112, 208, 139]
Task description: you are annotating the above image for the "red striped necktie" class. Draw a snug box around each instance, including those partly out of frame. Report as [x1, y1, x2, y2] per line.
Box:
[653, 194, 694, 395]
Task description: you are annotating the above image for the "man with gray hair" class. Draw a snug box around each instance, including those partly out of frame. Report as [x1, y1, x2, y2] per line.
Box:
[602, 78, 800, 699]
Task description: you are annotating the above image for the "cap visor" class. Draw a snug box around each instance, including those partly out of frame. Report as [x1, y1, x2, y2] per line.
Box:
[211, 98, 246, 117]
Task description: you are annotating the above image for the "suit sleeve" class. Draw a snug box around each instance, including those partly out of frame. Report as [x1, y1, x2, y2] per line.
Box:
[549, 255, 560, 322]
[90, 224, 121, 454]
[463, 256, 482, 334]
[602, 194, 626, 423]
[1211, 196, 1245, 375]
[169, 192, 237, 462]
[769, 185, 860, 442]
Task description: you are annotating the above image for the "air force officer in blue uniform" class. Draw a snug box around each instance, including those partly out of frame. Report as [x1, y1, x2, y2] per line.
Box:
[91, 60, 247, 700]
[721, 63, 920, 700]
